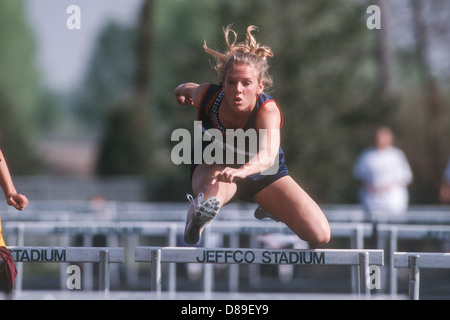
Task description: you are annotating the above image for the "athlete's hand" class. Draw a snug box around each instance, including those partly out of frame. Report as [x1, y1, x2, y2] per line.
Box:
[174, 83, 196, 105]
[211, 167, 247, 185]
[6, 193, 28, 211]
[175, 94, 194, 106]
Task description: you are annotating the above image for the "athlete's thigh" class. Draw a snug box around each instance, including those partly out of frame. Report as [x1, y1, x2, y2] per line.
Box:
[253, 176, 330, 244]
[191, 164, 237, 205]
[191, 164, 222, 193]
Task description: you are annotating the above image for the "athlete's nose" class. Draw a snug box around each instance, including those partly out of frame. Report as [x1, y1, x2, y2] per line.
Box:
[236, 82, 243, 93]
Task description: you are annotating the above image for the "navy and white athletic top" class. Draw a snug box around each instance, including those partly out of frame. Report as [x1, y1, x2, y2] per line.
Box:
[191, 84, 289, 201]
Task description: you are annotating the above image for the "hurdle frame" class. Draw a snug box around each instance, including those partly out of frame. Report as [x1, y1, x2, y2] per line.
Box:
[7, 246, 124, 292]
[4, 220, 374, 291]
[376, 224, 450, 294]
[393, 252, 450, 300]
[135, 246, 384, 296]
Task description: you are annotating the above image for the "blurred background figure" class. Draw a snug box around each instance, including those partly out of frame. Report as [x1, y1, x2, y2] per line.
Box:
[353, 126, 413, 221]
[439, 158, 450, 204]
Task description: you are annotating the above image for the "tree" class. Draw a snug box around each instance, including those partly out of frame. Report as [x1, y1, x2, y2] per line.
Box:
[73, 22, 138, 129]
[393, 0, 450, 203]
[0, 0, 41, 174]
[86, 0, 450, 204]
[148, 0, 393, 202]
[96, 100, 154, 175]
[258, 0, 391, 202]
[96, 0, 156, 176]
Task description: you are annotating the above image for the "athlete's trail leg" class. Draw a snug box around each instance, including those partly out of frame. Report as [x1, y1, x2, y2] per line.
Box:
[253, 176, 331, 247]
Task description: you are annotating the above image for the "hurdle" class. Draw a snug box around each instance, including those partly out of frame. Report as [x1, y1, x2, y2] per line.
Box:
[376, 224, 450, 294]
[393, 252, 450, 300]
[7, 246, 124, 292]
[135, 246, 384, 296]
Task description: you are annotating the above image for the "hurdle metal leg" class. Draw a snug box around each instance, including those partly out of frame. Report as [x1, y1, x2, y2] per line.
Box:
[83, 235, 94, 290]
[359, 252, 370, 297]
[351, 224, 365, 293]
[99, 249, 110, 292]
[58, 233, 70, 290]
[14, 224, 25, 293]
[389, 227, 398, 295]
[228, 234, 240, 292]
[203, 228, 213, 295]
[151, 249, 162, 293]
[168, 224, 177, 294]
[408, 255, 420, 300]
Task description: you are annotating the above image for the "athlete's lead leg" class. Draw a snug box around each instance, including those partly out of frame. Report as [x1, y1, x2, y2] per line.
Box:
[184, 164, 238, 244]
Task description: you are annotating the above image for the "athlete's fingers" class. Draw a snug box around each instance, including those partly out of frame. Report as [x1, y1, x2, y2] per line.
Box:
[211, 168, 237, 185]
[6, 197, 17, 208]
[15, 194, 29, 210]
[225, 171, 234, 183]
[175, 95, 187, 105]
[220, 169, 231, 183]
[211, 171, 224, 185]
[176, 95, 194, 106]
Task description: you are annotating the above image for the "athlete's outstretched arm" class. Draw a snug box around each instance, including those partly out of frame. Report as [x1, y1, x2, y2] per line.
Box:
[174, 82, 198, 105]
[0, 149, 28, 211]
[174, 83, 210, 108]
[211, 101, 282, 184]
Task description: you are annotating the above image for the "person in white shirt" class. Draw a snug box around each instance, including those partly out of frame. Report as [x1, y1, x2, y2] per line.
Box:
[353, 126, 413, 220]
[439, 159, 450, 204]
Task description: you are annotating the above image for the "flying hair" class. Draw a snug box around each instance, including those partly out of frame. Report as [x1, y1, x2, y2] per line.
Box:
[203, 25, 274, 87]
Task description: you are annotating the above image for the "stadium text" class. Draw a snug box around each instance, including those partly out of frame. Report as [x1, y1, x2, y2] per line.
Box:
[9, 248, 66, 262]
[196, 249, 325, 265]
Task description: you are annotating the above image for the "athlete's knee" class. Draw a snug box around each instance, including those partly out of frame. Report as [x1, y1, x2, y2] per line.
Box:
[193, 179, 236, 206]
[310, 235, 330, 248]
[309, 223, 331, 248]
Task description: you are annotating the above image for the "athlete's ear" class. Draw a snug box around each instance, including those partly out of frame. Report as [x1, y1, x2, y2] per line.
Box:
[257, 81, 265, 94]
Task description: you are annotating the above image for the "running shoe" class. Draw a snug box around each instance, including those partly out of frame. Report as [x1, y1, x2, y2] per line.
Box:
[184, 193, 221, 245]
[253, 206, 280, 222]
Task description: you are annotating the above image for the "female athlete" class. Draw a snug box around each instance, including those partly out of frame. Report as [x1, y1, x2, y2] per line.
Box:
[174, 25, 330, 247]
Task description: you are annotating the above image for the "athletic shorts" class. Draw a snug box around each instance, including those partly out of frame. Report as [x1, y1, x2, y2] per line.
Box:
[190, 151, 289, 202]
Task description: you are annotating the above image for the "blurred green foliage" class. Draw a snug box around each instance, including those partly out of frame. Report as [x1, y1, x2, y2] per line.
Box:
[0, 0, 41, 174]
[74, 22, 138, 128]
[105, 0, 393, 202]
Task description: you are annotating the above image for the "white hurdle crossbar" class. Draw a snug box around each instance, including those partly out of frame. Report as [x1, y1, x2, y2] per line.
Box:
[394, 252, 450, 300]
[135, 247, 384, 295]
[7, 246, 124, 292]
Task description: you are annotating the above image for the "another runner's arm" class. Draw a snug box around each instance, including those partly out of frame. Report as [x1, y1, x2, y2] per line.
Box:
[0, 149, 28, 211]
[174, 83, 209, 109]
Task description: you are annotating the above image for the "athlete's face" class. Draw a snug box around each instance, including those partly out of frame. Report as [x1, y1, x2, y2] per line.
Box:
[223, 63, 264, 111]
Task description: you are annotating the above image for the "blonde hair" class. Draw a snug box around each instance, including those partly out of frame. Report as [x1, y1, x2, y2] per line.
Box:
[203, 25, 274, 87]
